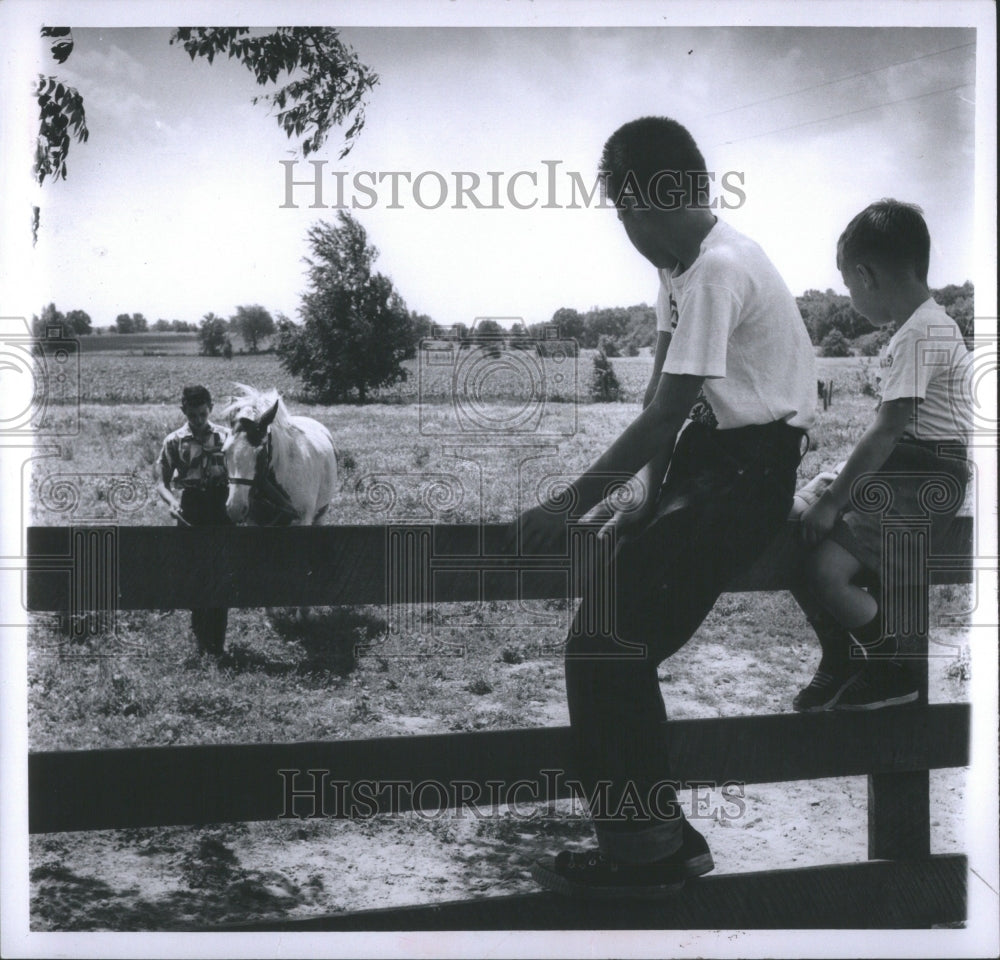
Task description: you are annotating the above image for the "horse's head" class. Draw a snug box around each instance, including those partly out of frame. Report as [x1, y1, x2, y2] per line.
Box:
[223, 399, 279, 523]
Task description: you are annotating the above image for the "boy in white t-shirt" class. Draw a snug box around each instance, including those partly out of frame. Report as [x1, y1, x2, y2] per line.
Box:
[516, 116, 816, 898]
[798, 200, 972, 710]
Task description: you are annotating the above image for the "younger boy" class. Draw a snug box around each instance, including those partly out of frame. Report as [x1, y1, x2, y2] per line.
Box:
[798, 200, 972, 709]
[517, 116, 816, 898]
[155, 385, 231, 657]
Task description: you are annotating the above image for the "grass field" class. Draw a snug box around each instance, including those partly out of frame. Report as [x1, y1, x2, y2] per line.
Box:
[26, 352, 974, 929]
[30, 357, 880, 528]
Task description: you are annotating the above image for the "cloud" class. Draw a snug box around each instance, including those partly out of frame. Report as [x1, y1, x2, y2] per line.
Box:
[57, 43, 159, 132]
[60, 41, 148, 93]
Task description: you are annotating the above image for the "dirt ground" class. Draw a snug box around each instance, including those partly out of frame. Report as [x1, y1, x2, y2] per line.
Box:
[29, 644, 970, 931]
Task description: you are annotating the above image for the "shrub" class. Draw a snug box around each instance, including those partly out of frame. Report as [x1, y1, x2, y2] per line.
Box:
[820, 329, 852, 358]
[597, 335, 621, 358]
[589, 349, 621, 402]
[854, 359, 880, 398]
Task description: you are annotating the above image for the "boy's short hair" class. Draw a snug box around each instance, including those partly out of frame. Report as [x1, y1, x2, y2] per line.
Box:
[599, 116, 707, 210]
[837, 199, 930, 283]
[181, 384, 212, 409]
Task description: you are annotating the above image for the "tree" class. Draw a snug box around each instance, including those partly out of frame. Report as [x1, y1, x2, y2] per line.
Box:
[231, 304, 276, 353]
[508, 321, 532, 349]
[33, 27, 380, 240]
[32, 303, 65, 338]
[589, 348, 622, 402]
[112, 312, 146, 333]
[473, 319, 505, 339]
[796, 289, 872, 345]
[64, 309, 92, 335]
[198, 312, 229, 357]
[33, 29, 88, 190]
[622, 303, 658, 352]
[582, 307, 629, 349]
[820, 329, 852, 358]
[551, 307, 585, 345]
[472, 318, 505, 358]
[408, 311, 436, 355]
[277, 213, 415, 402]
[935, 281, 974, 347]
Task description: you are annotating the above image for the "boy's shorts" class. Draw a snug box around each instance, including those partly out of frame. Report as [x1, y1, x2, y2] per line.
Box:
[828, 436, 970, 579]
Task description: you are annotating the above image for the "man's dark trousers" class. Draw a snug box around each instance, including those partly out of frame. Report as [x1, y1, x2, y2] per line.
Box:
[565, 421, 803, 858]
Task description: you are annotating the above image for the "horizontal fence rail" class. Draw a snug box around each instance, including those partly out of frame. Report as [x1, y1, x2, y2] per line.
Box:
[22, 518, 977, 929]
[29, 704, 969, 834]
[25, 517, 974, 611]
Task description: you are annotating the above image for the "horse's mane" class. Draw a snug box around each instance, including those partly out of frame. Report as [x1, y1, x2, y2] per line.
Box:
[220, 383, 308, 484]
[220, 383, 292, 430]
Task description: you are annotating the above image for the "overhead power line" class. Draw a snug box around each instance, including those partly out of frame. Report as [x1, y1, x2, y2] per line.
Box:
[715, 82, 974, 147]
[706, 40, 976, 119]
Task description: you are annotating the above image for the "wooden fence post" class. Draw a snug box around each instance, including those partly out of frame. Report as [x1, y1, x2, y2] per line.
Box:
[865, 498, 941, 860]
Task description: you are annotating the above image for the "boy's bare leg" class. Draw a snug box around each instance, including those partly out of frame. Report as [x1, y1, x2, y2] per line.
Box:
[804, 539, 877, 631]
[803, 539, 918, 709]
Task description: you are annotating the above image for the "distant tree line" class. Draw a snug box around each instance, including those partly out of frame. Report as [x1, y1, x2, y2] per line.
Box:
[197, 305, 280, 357]
[31, 302, 289, 354]
[32, 276, 974, 368]
[796, 282, 973, 355]
[32, 302, 93, 337]
[32, 304, 200, 336]
[537, 282, 974, 358]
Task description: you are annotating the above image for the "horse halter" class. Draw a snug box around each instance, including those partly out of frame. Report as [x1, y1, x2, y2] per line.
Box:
[227, 418, 298, 524]
[227, 418, 272, 490]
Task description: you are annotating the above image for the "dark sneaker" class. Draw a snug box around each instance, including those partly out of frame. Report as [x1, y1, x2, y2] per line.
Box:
[678, 818, 714, 877]
[834, 660, 918, 711]
[793, 659, 864, 712]
[531, 821, 713, 899]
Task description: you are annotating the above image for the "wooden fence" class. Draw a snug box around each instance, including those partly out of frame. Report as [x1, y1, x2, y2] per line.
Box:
[25, 518, 975, 930]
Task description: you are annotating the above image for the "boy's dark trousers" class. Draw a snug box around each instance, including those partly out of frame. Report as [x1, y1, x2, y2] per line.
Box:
[179, 488, 230, 657]
[564, 421, 803, 858]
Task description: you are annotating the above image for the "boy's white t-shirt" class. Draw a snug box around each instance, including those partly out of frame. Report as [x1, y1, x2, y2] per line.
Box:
[879, 298, 972, 442]
[655, 219, 816, 430]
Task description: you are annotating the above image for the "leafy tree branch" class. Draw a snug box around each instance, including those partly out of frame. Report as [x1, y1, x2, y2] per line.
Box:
[32, 25, 379, 239]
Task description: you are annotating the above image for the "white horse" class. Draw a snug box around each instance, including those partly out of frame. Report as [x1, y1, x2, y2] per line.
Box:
[220, 384, 337, 526]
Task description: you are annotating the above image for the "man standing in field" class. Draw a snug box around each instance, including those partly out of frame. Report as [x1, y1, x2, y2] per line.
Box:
[516, 116, 816, 898]
[155, 384, 231, 658]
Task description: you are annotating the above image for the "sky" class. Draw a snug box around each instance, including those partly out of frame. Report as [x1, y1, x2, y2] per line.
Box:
[6, 5, 993, 333]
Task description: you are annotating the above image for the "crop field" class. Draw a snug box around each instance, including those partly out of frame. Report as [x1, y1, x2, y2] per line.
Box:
[46, 342, 874, 407]
[26, 352, 974, 930]
[76, 333, 202, 355]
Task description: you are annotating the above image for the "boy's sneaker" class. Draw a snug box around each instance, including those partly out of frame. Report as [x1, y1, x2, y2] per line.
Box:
[676, 817, 715, 877]
[530, 819, 713, 899]
[792, 658, 864, 712]
[834, 660, 919, 710]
